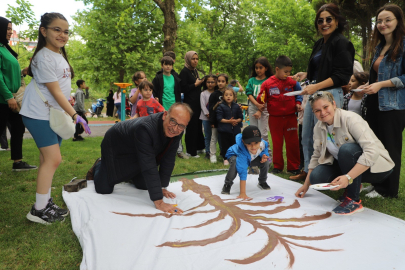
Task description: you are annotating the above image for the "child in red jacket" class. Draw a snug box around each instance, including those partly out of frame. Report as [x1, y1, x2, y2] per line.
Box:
[257, 56, 302, 175]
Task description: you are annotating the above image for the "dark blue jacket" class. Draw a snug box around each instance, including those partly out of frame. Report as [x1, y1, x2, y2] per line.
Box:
[216, 102, 243, 134]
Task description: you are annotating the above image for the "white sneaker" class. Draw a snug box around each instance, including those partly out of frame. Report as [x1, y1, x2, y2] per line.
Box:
[365, 190, 384, 199]
[210, 155, 217, 163]
[360, 185, 374, 193]
[186, 153, 200, 158]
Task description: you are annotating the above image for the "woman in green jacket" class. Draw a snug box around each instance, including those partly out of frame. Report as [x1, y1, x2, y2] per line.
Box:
[0, 17, 36, 174]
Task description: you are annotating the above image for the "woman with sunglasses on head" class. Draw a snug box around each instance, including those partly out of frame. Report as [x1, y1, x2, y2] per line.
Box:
[295, 92, 393, 215]
[361, 4, 405, 198]
[290, 3, 355, 181]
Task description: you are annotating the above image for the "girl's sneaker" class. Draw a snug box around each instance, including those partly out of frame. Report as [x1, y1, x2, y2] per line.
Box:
[26, 204, 65, 225]
[332, 197, 364, 215]
[47, 198, 69, 217]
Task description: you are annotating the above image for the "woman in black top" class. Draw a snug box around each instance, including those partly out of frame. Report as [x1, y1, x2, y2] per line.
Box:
[179, 51, 205, 157]
[290, 3, 354, 181]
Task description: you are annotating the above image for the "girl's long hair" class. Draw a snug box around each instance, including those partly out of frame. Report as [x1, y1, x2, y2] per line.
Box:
[368, 4, 405, 61]
[202, 74, 218, 91]
[28, 13, 74, 78]
[251, 57, 273, 78]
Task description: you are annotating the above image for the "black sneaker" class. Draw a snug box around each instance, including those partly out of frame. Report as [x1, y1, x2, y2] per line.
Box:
[221, 183, 233, 194]
[271, 168, 282, 174]
[258, 182, 271, 190]
[12, 161, 37, 172]
[47, 198, 69, 217]
[204, 153, 210, 159]
[287, 169, 301, 175]
[26, 204, 65, 225]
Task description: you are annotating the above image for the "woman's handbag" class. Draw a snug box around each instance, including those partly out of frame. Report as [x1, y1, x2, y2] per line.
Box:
[12, 76, 26, 112]
[33, 79, 75, 139]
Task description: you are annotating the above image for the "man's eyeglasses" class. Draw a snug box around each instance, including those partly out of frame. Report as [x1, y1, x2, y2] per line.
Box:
[376, 18, 396, 25]
[308, 91, 325, 101]
[169, 118, 186, 131]
[47, 27, 71, 36]
[317, 16, 334, 25]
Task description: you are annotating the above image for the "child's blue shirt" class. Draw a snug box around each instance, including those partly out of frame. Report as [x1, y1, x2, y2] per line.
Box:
[225, 133, 269, 181]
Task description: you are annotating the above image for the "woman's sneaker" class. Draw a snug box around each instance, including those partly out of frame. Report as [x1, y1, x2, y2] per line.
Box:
[26, 204, 65, 225]
[365, 190, 384, 199]
[47, 198, 69, 217]
[332, 197, 364, 215]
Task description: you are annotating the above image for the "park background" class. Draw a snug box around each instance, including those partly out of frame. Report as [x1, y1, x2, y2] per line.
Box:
[1, 0, 405, 268]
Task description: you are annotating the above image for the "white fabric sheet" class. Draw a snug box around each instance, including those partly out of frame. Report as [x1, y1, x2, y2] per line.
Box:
[63, 174, 405, 270]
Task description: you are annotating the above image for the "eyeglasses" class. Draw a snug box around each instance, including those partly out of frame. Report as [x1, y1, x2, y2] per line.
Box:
[46, 27, 71, 36]
[317, 16, 334, 25]
[376, 18, 396, 25]
[169, 117, 186, 131]
[308, 91, 325, 101]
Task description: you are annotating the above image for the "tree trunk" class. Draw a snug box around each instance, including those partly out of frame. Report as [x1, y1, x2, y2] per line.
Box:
[153, 0, 177, 52]
[119, 69, 125, 83]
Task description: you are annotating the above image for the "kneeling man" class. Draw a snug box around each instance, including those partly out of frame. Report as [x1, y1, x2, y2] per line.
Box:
[87, 103, 192, 214]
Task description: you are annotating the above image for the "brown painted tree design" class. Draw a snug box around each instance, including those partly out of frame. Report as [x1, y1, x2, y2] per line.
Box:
[113, 178, 343, 268]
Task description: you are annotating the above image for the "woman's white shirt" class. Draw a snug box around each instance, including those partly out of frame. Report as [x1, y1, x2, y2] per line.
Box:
[20, 47, 72, 120]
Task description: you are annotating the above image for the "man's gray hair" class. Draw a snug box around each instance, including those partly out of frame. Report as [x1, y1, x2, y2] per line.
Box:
[168, 102, 193, 117]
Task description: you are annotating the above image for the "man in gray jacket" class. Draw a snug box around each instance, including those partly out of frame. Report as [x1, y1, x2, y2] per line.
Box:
[73, 80, 88, 141]
[86, 103, 192, 214]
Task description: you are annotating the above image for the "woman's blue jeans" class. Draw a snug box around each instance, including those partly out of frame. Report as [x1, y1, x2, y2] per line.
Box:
[309, 143, 393, 201]
[302, 87, 343, 173]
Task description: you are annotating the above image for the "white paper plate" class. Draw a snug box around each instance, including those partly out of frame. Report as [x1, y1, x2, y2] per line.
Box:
[351, 89, 364, 92]
[284, 91, 303, 96]
[309, 183, 339, 190]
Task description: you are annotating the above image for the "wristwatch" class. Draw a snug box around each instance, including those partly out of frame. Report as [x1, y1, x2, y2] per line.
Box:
[345, 174, 353, 185]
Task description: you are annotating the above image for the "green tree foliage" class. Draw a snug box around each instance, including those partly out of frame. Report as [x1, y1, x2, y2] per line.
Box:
[70, 0, 164, 92]
[6, 0, 38, 42]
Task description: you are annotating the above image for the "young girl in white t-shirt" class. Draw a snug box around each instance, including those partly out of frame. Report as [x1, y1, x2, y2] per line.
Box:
[20, 13, 90, 225]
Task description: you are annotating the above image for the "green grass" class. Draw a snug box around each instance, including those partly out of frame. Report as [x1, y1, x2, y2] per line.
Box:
[0, 128, 404, 269]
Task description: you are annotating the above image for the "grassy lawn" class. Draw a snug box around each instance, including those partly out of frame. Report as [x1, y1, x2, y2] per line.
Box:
[1, 109, 404, 268]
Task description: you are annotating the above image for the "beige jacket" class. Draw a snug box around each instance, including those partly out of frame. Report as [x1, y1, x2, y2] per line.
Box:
[309, 108, 394, 173]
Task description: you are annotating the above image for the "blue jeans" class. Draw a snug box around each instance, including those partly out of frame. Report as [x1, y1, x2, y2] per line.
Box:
[115, 103, 121, 121]
[309, 143, 393, 201]
[202, 120, 212, 154]
[302, 87, 343, 173]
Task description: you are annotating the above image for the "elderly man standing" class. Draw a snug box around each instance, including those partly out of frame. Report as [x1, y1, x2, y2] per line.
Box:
[86, 103, 192, 214]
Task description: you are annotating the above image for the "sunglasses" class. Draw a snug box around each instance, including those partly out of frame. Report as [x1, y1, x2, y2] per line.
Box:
[317, 16, 334, 25]
[308, 91, 325, 101]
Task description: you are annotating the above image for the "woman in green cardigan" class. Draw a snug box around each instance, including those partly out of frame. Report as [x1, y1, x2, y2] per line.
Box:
[0, 17, 36, 173]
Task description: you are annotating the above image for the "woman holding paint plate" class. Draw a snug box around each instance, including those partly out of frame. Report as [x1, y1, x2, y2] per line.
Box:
[290, 3, 355, 182]
[294, 92, 394, 215]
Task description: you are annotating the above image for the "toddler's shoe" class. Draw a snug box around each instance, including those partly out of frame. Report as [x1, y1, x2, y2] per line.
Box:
[258, 182, 271, 190]
[221, 183, 233, 194]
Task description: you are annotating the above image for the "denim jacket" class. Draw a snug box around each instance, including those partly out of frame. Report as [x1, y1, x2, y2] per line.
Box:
[370, 39, 405, 111]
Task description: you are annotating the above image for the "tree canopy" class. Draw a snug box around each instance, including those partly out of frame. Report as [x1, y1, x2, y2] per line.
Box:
[7, 0, 399, 94]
